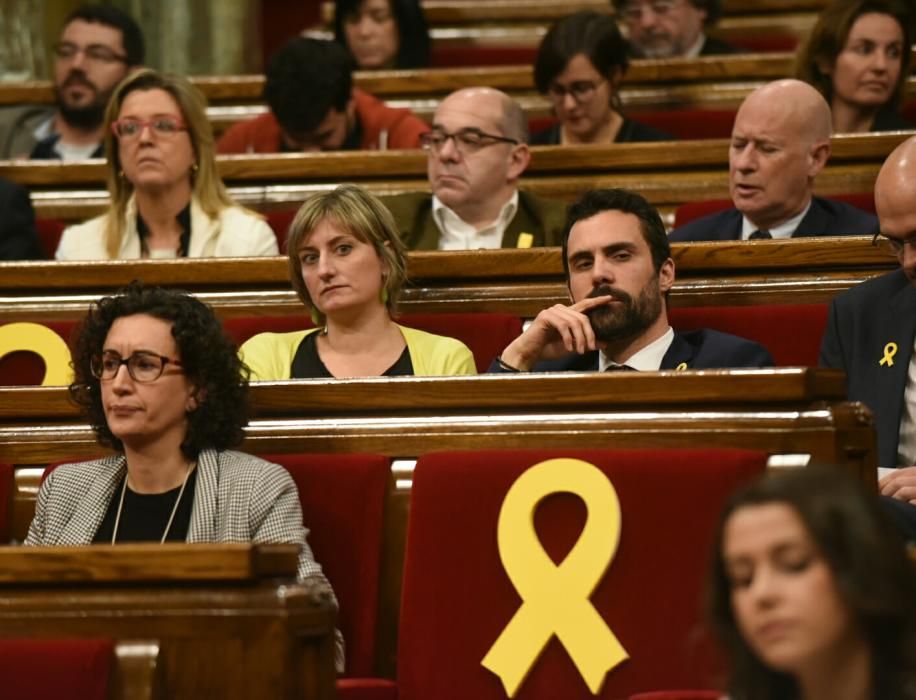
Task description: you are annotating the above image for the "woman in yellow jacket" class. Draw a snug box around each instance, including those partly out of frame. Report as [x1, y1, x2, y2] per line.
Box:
[241, 185, 475, 379]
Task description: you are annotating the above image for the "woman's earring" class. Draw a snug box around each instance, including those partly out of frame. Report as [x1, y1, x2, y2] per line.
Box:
[309, 307, 321, 326]
[380, 287, 389, 305]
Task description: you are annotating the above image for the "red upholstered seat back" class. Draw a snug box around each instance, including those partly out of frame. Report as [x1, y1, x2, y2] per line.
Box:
[0, 461, 12, 542]
[0, 320, 79, 386]
[630, 109, 736, 140]
[669, 304, 828, 366]
[629, 692, 722, 700]
[260, 453, 391, 677]
[224, 313, 523, 373]
[265, 209, 298, 252]
[674, 194, 876, 229]
[0, 639, 114, 700]
[35, 219, 67, 259]
[398, 448, 767, 700]
[432, 46, 538, 67]
[530, 110, 736, 141]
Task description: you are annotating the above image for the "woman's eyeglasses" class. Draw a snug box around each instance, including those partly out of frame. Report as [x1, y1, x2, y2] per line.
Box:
[91, 350, 184, 382]
[111, 117, 188, 140]
[547, 80, 606, 104]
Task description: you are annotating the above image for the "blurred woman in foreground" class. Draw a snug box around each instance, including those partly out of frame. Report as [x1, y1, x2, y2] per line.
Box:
[709, 466, 916, 700]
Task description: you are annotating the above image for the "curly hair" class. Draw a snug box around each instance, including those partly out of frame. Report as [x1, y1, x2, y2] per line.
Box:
[70, 282, 249, 459]
[708, 465, 916, 700]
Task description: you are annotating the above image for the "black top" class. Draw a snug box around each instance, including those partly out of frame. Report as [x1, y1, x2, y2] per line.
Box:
[291, 331, 414, 378]
[137, 202, 192, 257]
[93, 467, 197, 543]
[871, 107, 915, 132]
[29, 134, 104, 160]
[530, 118, 672, 145]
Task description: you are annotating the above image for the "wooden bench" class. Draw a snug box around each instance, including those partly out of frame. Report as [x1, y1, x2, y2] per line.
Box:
[0, 368, 876, 677]
[1, 132, 908, 224]
[0, 543, 337, 699]
[0, 237, 897, 323]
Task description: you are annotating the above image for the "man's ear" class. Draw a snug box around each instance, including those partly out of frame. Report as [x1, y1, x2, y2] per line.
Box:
[658, 257, 675, 294]
[506, 143, 531, 182]
[807, 140, 831, 179]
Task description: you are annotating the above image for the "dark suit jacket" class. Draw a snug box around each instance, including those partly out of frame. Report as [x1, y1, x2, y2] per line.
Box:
[669, 196, 879, 242]
[0, 178, 42, 260]
[489, 328, 773, 373]
[819, 270, 916, 468]
[380, 189, 568, 250]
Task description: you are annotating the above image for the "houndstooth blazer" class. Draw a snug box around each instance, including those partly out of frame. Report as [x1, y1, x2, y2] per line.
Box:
[25, 448, 328, 584]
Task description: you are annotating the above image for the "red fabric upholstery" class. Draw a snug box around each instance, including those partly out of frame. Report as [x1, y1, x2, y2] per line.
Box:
[630, 692, 722, 700]
[223, 313, 523, 373]
[397, 448, 767, 699]
[35, 219, 66, 259]
[0, 320, 79, 386]
[902, 101, 916, 124]
[669, 303, 828, 367]
[631, 110, 736, 140]
[264, 209, 298, 253]
[674, 193, 876, 229]
[432, 46, 538, 67]
[260, 453, 391, 677]
[0, 639, 114, 700]
[0, 461, 12, 542]
[531, 110, 735, 141]
[728, 36, 798, 52]
[337, 678, 399, 700]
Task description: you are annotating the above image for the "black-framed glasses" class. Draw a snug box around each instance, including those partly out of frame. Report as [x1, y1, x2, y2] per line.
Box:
[53, 41, 128, 64]
[91, 350, 184, 382]
[111, 117, 188, 140]
[872, 231, 916, 257]
[420, 128, 518, 155]
[547, 80, 607, 104]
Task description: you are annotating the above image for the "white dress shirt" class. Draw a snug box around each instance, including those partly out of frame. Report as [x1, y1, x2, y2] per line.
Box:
[740, 201, 811, 240]
[599, 327, 675, 371]
[432, 191, 519, 250]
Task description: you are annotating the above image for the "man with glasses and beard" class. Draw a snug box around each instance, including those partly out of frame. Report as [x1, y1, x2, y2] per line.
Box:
[0, 5, 143, 160]
[492, 188, 772, 372]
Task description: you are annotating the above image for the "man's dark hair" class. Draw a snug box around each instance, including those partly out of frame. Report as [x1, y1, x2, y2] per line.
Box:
[611, 0, 722, 27]
[333, 0, 430, 68]
[65, 4, 145, 65]
[561, 188, 671, 278]
[264, 37, 353, 137]
[70, 282, 249, 460]
[534, 12, 629, 95]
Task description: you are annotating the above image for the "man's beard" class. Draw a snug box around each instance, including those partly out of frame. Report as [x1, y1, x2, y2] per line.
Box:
[55, 71, 107, 130]
[585, 281, 663, 343]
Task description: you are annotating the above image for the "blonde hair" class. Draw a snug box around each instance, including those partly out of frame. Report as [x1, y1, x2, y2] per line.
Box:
[286, 184, 408, 325]
[101, 69, 237, 258]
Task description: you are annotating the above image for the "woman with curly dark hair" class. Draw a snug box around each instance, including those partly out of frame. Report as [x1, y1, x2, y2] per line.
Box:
[24, 283, 335, 597]
[709, 466, 916, 700]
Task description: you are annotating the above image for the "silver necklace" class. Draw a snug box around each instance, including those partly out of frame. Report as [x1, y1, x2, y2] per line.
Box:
[111, 461, 196, 544]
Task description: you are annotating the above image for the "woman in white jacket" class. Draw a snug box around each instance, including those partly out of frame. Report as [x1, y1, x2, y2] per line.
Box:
[56, 69, 277, 260]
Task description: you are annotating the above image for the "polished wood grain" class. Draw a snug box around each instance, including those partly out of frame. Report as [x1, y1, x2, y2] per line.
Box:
[0, 542, 300, 583]
[0, 544, 337, 699]
[0, 237, 896, 323]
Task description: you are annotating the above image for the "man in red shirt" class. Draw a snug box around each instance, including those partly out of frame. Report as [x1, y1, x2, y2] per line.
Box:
[217, 37, 427, 153]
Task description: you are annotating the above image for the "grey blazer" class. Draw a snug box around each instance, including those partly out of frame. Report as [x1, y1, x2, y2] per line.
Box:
[24, 448, 327, 584]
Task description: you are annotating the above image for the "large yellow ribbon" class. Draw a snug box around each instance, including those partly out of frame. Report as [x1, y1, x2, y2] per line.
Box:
[482, 458, 628, 696]
[0, 322, 72, 386]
